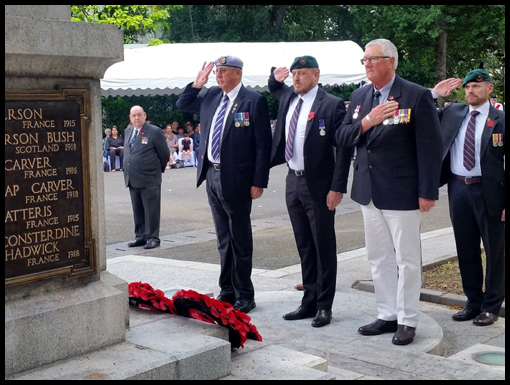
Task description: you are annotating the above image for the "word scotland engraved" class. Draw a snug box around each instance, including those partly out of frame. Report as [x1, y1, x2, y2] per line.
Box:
[5, 89, 96, 287]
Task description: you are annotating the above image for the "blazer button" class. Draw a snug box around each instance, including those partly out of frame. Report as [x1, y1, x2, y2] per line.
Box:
[367, 149, 371, 154]
[369, 165, 373, 169]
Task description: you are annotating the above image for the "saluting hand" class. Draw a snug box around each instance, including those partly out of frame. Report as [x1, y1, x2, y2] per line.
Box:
[273, 67, 290, 83]
[433, 78, 462, 97]
[193, 61, 214, 89]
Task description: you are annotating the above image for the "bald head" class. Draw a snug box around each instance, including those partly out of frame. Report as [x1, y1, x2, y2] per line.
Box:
[129, 105, 147, 129]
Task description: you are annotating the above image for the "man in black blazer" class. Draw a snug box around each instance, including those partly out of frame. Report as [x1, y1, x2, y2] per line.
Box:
[176, 56, 272, 314]
[336, 39, 443, 345]
[123, 106, 170, 250]
[269, 56, 352, 327]
[433, 70, 505, 327]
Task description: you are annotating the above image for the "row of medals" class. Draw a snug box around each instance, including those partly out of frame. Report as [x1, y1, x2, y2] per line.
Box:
[234, 113, 250, 127]
[353, 110, 406, 125]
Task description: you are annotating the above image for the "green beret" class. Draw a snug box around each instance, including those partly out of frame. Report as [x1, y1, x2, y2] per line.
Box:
[290, 55, 319, 71]
[462, 69, 491, 87]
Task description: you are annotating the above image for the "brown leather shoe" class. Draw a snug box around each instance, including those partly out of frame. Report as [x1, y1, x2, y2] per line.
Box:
[392, 325, 416, 345]
[294, 283, 304, 291]
[451, 308, 480, 321]
[473, 312, 499, 326]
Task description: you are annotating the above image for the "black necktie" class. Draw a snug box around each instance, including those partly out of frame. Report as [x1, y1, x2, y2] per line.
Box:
[373, 90, 381, 107]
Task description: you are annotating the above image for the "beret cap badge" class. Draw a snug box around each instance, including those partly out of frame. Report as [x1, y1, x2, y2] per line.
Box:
[219, 56, 227, 64]
[290, 55, 319, 71]
[461, 68, 491, 87]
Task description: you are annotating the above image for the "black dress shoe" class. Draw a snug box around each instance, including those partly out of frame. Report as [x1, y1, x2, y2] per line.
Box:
[234, 298, 256, 314]
[283, 306, 317, 320]
[216, 295, 236, 306]
[312, 309, 332, 328]
[144, 240, 160, 249]
[392, 325, 416, 345]
[127, 239, 146, 247]
[358, 319, 398, 336]
[451, 308, 480, 322]
[473, 312, 499, 326]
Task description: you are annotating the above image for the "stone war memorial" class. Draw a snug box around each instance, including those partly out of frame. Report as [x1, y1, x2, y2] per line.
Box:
[4, 5, 127, 377]
[5, 6, 233, 380]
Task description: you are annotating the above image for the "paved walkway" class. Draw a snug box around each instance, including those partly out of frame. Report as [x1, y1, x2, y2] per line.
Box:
[107, 227, 505, 379]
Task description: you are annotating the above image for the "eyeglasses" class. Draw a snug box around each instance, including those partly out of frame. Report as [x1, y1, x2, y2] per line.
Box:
[213, 68, 235, 75]
[360, 56, 391, 65]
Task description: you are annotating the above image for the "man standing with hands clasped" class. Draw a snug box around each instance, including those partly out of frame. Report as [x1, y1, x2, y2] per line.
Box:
[336, 39, 443, 345]
[433, 69, 505, 327]
[176, 56, 272, 314]
[123, 105, 170, 250]
[268, 56, 352, 328]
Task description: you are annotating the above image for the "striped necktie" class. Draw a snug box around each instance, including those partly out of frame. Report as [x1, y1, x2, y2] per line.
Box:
[285, 98, 303, 162]
[211, 95, 229, 161]
[463, 111, 479, 171]
[129, 129, 139, 150]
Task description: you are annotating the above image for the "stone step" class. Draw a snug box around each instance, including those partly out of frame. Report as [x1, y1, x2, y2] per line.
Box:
[7, 313, 232, 380]
[221, 345, 336, 380]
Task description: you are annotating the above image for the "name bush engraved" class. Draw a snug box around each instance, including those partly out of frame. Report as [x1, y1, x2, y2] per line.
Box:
[5, 98, 89, 282]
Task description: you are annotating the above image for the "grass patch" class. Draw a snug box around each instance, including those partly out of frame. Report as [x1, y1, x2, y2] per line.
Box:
[422, 252, 486, 296]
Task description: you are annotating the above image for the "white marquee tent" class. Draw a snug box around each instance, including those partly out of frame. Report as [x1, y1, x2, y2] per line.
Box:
[100, 41, 368, 97]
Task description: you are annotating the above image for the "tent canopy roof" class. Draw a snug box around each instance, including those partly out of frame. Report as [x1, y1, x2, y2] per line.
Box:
[101, 41, 368, 97]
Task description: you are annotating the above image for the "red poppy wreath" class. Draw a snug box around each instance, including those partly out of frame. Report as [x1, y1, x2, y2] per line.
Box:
[128, 282, 262, 349]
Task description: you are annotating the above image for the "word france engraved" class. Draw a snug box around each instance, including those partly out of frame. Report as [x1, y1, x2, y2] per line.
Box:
[5, 89, 96, 287]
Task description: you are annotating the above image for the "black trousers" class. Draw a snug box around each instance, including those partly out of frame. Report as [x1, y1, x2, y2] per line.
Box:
[286, 173, 337, 310]
[129, 184, 162, 242]
[448, 178, 505, 314]
[206, 167, 254, 300]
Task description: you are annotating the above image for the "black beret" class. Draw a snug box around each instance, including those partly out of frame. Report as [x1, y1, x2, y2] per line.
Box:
[290, 55, 319, 71]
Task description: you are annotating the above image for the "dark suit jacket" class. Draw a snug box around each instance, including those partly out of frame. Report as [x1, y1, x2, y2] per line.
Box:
[268, 74, 351, 202]
[336, 75, 443, 210]
[176, 83, 272, 204]
[123, 122, 170, 189]
[438, 103, 505, 217]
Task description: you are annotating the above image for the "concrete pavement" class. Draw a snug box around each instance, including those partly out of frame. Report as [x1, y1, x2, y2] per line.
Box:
[103, 163, 505, 379]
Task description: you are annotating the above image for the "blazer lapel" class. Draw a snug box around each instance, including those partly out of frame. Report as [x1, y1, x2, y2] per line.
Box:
[480, 107, 499, 157]
[223, 86, 244, 140]
[305, 88, 324, 142]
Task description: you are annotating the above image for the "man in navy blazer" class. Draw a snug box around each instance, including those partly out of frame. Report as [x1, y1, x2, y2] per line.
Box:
[268, 56, 352, 327]
[433, 70, 505, 327]
[123, 105, 170, 250]
[336, 39, 443, 345]
[176, 56, 272, 314]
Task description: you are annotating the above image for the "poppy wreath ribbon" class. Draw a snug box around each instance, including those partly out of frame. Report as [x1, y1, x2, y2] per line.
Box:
[128, 282, 262, 349]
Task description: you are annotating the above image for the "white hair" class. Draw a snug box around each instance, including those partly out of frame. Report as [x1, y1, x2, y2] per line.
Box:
[365, 39, 399, 70]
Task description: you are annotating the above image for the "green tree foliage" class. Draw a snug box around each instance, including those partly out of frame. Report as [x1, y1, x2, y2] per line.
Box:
[102, 95, 189, 134]
[77, 5, 504, 126]
[71, 5, 181, 44]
